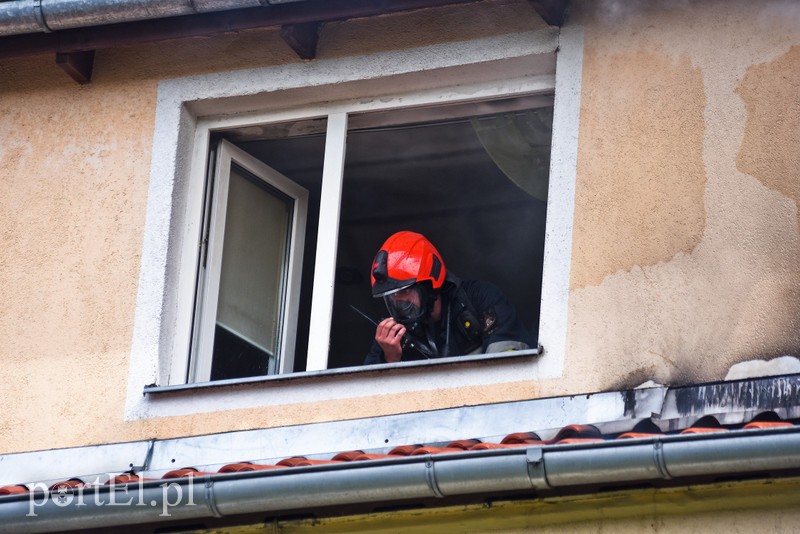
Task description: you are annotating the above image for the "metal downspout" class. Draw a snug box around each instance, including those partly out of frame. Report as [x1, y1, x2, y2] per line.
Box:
[0, 0, 306, 37]
[2, 428, 800, 532]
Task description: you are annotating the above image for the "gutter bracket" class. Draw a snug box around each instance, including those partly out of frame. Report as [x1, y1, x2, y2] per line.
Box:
[652, 440, 672, 480]
[526, 446, 549, 489]
[129, 440, 155, 474]
[205, 480, 223, 518]
[423, 456, 445, 498]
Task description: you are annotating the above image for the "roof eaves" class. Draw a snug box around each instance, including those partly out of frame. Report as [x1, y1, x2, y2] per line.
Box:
[0, 0, 492, 60]
[2, 424, 800, 532]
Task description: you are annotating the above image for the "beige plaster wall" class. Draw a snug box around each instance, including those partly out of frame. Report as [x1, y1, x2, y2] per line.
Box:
[0, 1, 549, 453]
[1, 0, 798, 455]
[563, 0, 800, 392]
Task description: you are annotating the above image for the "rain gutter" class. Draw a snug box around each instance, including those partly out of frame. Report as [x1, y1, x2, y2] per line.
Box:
[0, 0, 307, 36]
[2, 426, 799, 532]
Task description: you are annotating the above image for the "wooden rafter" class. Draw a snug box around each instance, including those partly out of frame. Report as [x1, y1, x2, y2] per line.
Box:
[280, 21, 321, 60]
[55, 50, 95, 84]
[0, 0, 486, 60]
[528, 0, 569, 27]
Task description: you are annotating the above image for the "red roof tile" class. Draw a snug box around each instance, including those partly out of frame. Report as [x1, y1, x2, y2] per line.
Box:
[743, 421, 793, 429]
[501, 432, 542, 444]
[218, 462, 286, 473]
[350, 452, 406, 461]
[331, 451, 366, 462]
[276, 457, 342, 468]
[0, 485, 29, 495]
[49, 479, 91, 491]
[470, 442, 533, 450]
[388, 445, 422, 456]
[680, 427, 729, 435]
[106, 474, 154, 485]
[616, 432, 664, 439]
[162, 468, 215, 479]
[548, 424, 602, 444]
[411, 439, 482, 455]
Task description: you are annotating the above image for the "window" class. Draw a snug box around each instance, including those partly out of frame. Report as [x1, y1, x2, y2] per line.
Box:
[189, 95, 553, 381]
[128, 27, 584, 413]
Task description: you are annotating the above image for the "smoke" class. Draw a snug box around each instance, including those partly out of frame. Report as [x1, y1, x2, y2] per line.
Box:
[585, 0, 693, 25]
[587, 0, 800, 30]
[754, 0, 800, 34]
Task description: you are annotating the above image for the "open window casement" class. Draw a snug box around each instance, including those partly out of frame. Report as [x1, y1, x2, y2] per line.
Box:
[190, 139, 308, 382]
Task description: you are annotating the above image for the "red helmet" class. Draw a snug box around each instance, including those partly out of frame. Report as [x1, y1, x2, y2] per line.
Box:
[371, 231, 446, 298]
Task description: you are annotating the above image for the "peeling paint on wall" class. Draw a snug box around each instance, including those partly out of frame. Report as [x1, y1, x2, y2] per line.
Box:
[725, 356, 800, 381]
[564, 0, 800, 393]
[571, 50, 706, 290]
[736, 45, 800, 235]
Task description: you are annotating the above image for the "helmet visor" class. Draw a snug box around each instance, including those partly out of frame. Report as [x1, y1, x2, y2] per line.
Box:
[384, 285, 426, 324]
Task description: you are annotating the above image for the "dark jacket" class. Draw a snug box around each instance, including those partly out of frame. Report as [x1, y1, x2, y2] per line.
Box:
[364, 279, 535, 365]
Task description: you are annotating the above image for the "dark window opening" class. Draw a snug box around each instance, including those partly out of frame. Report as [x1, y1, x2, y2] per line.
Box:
[331, 99, 552, 368]
[207, 94, 552, 376]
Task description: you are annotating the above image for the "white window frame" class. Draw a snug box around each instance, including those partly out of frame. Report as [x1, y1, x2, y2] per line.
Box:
[125, 27, 583, 420]
[190, 140, 308, 382]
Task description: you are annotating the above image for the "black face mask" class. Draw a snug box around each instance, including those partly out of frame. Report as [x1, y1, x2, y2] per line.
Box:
[384, 284, 429, 327]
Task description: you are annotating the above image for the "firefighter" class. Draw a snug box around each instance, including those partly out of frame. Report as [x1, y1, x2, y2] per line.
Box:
[364, 231, 535, 364]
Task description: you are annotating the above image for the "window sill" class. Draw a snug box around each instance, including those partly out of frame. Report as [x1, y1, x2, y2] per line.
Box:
[143, 347, 541, 395]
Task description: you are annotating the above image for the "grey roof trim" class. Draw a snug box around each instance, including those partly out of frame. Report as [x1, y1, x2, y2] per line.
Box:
[4, 375, 800, 488]
[0, 381, 661, 488]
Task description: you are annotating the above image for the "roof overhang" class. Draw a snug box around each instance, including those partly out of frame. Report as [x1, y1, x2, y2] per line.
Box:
[0, 0, 570, 83]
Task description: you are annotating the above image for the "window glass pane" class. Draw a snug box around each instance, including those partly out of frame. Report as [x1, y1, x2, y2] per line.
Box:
[233, 124, 327, 373]
[330, 96, 553, 368]
[211, 165, 291, 379]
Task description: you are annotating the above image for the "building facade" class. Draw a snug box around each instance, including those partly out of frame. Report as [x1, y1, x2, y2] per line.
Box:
[1, 0, 799, 530]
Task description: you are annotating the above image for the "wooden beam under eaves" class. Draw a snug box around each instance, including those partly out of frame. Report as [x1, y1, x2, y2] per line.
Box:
[280, 21, 320, 60]
[528, 0, 569, 27]
[0, 0, 488, 60]
[56, 50, 95, 84]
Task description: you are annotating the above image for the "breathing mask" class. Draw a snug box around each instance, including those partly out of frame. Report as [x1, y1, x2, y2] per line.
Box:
[383, 283, 430, 327]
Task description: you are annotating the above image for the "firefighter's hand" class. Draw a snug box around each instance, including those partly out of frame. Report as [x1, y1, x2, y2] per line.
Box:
[375, 318, 406, 363]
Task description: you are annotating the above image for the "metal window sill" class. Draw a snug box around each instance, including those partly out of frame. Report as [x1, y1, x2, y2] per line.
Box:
[143, 346, 541, 395]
